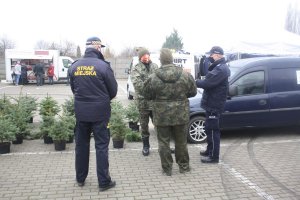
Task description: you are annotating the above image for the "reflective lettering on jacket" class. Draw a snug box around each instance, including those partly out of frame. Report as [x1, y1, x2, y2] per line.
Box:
[74, 66, 97, 76]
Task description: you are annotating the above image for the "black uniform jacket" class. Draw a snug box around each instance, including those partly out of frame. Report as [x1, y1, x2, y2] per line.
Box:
[70, 48, 118, 122]
[196, 58, 230, 114]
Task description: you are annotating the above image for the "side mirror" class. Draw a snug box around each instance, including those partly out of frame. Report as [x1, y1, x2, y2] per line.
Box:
[228, 85, 238, 97]
[125, 68, 130, 74]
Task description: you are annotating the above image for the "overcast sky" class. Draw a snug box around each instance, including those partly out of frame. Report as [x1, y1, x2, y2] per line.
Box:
[0, 0, 297, 55]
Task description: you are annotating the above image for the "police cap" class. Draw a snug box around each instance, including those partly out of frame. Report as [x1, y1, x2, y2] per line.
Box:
[209, 46, 224, 55]
[86, 37, 105, 47]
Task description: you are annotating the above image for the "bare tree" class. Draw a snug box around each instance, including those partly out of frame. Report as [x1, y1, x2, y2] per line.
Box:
[35, 40, 51, 50]
[34, 39, 77, 57]
[76, 45, 82, 58]
[0, 35, 16, 57]
[60, 40, 76, 57]
[48, 42, 60, 50]
[103, 46, 115, 58]
[118, 46, 137, 58]
[285, 1, 300, 34]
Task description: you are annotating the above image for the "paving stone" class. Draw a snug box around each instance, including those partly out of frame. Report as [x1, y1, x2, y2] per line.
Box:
[0, 93, 300, 200]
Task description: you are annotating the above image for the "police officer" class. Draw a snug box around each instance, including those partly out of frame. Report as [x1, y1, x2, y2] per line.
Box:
[143, 48, 197, 175]
[131, 48, 158, 156]
[196, 46, 230, 163]
[70, 36, 118, 191]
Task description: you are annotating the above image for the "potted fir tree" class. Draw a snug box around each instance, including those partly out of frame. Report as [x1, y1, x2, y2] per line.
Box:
[17, 95, 38, 123]
[0, 94, 13, 116]
[48, 116, 72, 151]
[40, 116, 55, 144]
[39, 95, 60, 117]
[10, 106, 29, 144]
[8, 101, 30, 144]
[125, 129, 142, 142]
[0, 116, 19, 154]
[62, 96, 75, 116]
[10, 88, 38, 123]
[0, 94, 29, 144]
[39, 95, 60, 144]
[61, 113, 75, 143]
[125, 100, 140, 131]
[110, 100, 127, 148]
[61, 97, 75, 143]
[0, 95, 18, 153]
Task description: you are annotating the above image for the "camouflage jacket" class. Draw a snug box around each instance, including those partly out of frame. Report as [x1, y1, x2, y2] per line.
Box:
[131, 61, 158, 110]
[143, 64, 197, 126]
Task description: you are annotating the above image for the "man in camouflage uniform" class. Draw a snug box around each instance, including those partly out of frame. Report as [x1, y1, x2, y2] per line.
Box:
[143, 48, 197, 175]
[131, 48, 158, 156]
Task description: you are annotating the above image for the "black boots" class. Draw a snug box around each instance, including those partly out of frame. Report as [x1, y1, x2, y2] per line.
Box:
[142, 137, 150, 156]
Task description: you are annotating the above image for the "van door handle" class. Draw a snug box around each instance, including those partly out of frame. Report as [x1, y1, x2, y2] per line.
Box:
[259, 99, 267, 105]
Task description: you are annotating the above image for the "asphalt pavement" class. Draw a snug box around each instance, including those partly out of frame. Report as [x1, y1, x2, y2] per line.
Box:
[0, 81, 300, 200]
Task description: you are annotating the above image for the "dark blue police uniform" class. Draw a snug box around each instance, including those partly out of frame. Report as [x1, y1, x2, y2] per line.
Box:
[196, 47, 230, 163]
[70, 47, 118, 187]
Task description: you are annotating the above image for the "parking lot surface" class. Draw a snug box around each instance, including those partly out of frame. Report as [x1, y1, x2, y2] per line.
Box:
[0, 81, 300, 200]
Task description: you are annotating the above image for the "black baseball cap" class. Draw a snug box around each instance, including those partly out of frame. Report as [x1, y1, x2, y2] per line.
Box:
[209, 46, 224, 55]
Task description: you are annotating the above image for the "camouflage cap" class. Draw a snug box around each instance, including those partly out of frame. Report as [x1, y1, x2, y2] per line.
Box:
[138, 48, 150, 60]
[160, 48, 173, 65]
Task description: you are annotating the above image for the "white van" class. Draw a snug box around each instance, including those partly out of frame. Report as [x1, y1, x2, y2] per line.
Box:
[5, 49, 74, 83]
[126, 52, 197, 99]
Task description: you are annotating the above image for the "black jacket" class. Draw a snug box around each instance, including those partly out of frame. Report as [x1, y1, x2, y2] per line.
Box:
[196, 58, 230, 114]
[33, 63, 45, 75]
[70, 48, 118, 122]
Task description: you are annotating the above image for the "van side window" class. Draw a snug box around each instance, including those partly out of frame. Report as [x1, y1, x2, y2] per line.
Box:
[63, 59, 72, 68]
[270, 68, 300, 92]
[232, 71, 265, 95]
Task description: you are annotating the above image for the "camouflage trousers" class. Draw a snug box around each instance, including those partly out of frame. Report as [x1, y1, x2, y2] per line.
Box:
[139, 110, 153, 139]
[156, 124, 190, 173]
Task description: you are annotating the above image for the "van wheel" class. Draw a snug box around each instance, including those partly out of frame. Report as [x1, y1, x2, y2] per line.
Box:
[187, 115, 206, 144]
[127, 85, 133, 100]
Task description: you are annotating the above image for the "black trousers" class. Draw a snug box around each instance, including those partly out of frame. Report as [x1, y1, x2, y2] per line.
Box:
[205, 112, 221, 159]
[36, 74, 43, 86]
[75, 121, 112, 186]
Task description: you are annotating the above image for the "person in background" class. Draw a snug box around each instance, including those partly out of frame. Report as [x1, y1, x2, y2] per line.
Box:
[70, 36, 118, 192]
[47, 62, 54, 85]
[14, 61, 22, 86]
[131, 48, 158, 156]
[196, 46, 231, 164]
[20, 62, 28, 85]
[34, 61, 45, 86]
[11, 65, 16, 85]
[143, 48, 197, 175]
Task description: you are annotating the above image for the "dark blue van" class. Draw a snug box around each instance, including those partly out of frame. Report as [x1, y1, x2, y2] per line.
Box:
[188, 57, 300, 143]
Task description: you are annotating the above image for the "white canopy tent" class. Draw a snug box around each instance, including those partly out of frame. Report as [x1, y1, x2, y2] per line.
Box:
[205, 30, 300, 56]
[220, 30, 300, 56]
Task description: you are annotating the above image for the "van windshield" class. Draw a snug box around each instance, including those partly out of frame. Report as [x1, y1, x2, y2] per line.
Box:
[228, 60, 247, 80]
[229, 66, 239, 79]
